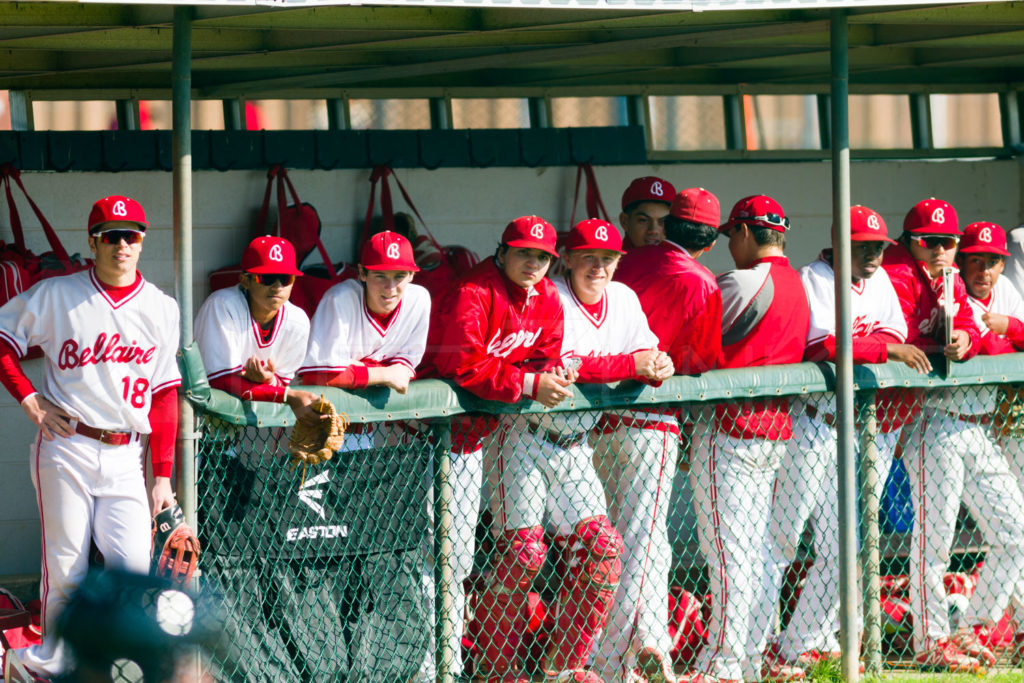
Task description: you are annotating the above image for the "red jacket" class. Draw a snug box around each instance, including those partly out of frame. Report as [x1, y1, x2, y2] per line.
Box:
[420, 259, 565, 451]
[614, 240, 722, 375]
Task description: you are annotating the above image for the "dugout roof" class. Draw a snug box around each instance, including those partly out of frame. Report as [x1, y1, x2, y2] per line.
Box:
[2, 1, 1022, 101]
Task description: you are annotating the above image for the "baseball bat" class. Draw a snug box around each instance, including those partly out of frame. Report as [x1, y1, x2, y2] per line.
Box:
[942, 266, 955, 375]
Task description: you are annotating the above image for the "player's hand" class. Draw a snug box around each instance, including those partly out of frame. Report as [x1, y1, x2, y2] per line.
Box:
[652, 350, 674, 381]
[982, 312, 1010, 335]
[22, 394, 74, 441]
[242, 355, 276, 384]
[886, 344, 932, 374]
[535, 371, 574, 408]
[944, 329, 971, 361]
[285, 389, 328, 425]
[382, 365, 413, 394]
[150, 477, 175, 514]
[632, 348, 662, 380]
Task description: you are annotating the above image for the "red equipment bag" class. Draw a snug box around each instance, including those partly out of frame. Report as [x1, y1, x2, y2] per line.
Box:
[209, 166, 351, 317]
[361, 165, 478, 300]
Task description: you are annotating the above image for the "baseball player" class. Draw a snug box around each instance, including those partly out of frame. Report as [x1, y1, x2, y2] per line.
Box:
[194, 236, 316, 418]
[666, 188, 722, 260]
[0, 196, 181, 681]
[882, 198, 990, 672]
[420, 216, 582, 681]
[593, 188, 722, 683]
[686, 195, 809, 683]
[544, 218, 672, 683]
[620, 176, 677, 250]
[763, 206, 926, 672]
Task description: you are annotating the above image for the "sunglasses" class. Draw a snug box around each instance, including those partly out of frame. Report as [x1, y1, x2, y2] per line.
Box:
[912, 235, 959, 250]
[738, 212, 790, 229]
[96, 230, 143, 245]
[252, 273, 296, 287]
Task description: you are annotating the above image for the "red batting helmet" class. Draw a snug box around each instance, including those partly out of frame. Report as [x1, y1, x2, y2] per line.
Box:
[88, 195, 149, 234]
[360, 230, 419, 271]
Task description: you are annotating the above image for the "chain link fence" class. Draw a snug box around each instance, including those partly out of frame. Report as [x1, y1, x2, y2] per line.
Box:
[178, 345, 1024, 681]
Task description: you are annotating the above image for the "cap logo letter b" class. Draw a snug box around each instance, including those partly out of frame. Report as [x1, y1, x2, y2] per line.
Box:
[931, 207, 946, 224]
[980, 227, 993, 242]
[269, 244, 284, 262]
[595, 225, 609, 241]
[530, 223, 546, 239]
[867, 215, 880, 230]
[386, 243, 401, 260]
[113, 200, 128, 217]
[650, 181, 664, 196]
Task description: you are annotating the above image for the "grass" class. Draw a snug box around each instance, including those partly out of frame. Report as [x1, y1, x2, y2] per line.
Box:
[803, 658, 1024, 683]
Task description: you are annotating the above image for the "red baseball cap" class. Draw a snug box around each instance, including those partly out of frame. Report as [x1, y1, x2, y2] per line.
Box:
[360, 230, 419, 271]
[564, 219, 625, 253]
[501, 216, 558, 257]
[719, 195, 790, 234]
[959, 221, 1009, 255]
[670, 187, 720, 227]
[903, 198, 960, 235]
[88, 195, 149, 234]
[621, 176, 676, 211]
[848, 205, 894, 243]
[241, 236, 303, 275]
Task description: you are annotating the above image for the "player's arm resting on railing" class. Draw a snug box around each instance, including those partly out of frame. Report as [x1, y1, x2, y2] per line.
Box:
[300, 358, 414, 394]
[980, 313, 1024, 351]
[805, 330, 931, 373]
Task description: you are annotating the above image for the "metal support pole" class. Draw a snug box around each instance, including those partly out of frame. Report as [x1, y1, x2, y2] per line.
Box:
[327, 97, 351, 130]
[857, 390, 883, 676]
[115, 100, 141, 131]
[8, 91, 33, 131]
[172, 7, 196, 528]
[723, 94, 744, 151]
[223, 98, 244, 131]
[830, 10, 859, 682]
[430, 97, 452, 130]
[909, 93, 933, 150]
[817, 94, 832, 150]
[528, 97, 551, 128]
[432, 421, 456, 683]
[1000, 91, 1022, 148]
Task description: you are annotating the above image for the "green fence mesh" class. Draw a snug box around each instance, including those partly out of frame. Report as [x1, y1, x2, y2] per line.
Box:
[180, 350, 1024, 682]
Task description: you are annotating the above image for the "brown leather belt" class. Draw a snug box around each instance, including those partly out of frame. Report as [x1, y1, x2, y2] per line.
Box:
[525, 421, 585, 449]
[804, 404, 836, 428]
[75, 422, 138, 446]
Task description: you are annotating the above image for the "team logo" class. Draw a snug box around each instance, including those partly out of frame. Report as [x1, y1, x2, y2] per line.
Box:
[386, 242, 401, 259]
[650, 181, 664, 196]
[931, 207, 946, 224]
[979, 226, 993, 242]
[595, 225, 609, 241]
[530, 223, 546, 239]
[867, 214, 881, 231]
[112, 200, 128, 217]
[269, 244, 284, 262]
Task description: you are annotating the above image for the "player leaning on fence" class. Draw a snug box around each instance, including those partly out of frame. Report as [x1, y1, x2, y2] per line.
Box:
[686, 195, 810, 683]
[762, 206, 923, 675]
[881, 198, 999, 673]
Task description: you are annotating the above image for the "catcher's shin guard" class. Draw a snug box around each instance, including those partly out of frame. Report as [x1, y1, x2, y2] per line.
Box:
[473, 527, 547, 677]
[545, 516, 623, 673]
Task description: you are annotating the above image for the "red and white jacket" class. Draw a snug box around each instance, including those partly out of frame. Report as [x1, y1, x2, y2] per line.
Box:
[419, 258, 565, 451]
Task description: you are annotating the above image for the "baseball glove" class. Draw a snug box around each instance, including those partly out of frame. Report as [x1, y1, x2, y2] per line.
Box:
[288, 394, 349, 474]
[151, 504, 200, 587]
[995, 385, 1024, 439]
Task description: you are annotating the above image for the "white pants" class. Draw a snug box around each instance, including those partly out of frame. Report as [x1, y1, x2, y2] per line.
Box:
[496, 415, 606, 536]
[690, 430, 788, 682]
[418, 445, 484, 680]
[999, 436, 1024, 614]
[17, 431, 150, 677]
[766, 412, 900, 660]
[591, 424, 678, 682]
[904, 411, 1024, 651]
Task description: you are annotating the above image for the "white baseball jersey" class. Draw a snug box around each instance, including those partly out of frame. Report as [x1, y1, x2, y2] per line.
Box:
[194, 286, 310, 383]
[800, 254, 907, 413]
[0, 269, 180, 433]
[542, 277, 658, 434]
[299, 279, 430, 374]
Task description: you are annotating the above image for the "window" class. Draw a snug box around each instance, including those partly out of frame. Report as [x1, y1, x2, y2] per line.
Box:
[349, 99, 430, 130]
[551, 97, 627, 127]
[649, 96, 726, 151]
[931, 93, 1002, 148]
[451, 98, 529, 129]
[745, 95, 820, 150]
[849, 95, 912, 149]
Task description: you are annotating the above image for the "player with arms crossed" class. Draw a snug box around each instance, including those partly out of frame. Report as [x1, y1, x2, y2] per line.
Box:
[594, 188, 722, 683]
[619, 176, 676, 250]
[882, 198, 988, 672]
[686, 195, 809, 683]
[764, 206, 926, 673]
[0, 196, 181, 682]
[420, 216, 578, 682]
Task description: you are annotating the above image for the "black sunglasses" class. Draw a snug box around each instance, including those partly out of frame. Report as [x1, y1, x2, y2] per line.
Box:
[96, 230, 143, 245]
[912, 235, 959, 250]
[252, 273, 296, 287]
[738, 212, 790, 229]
